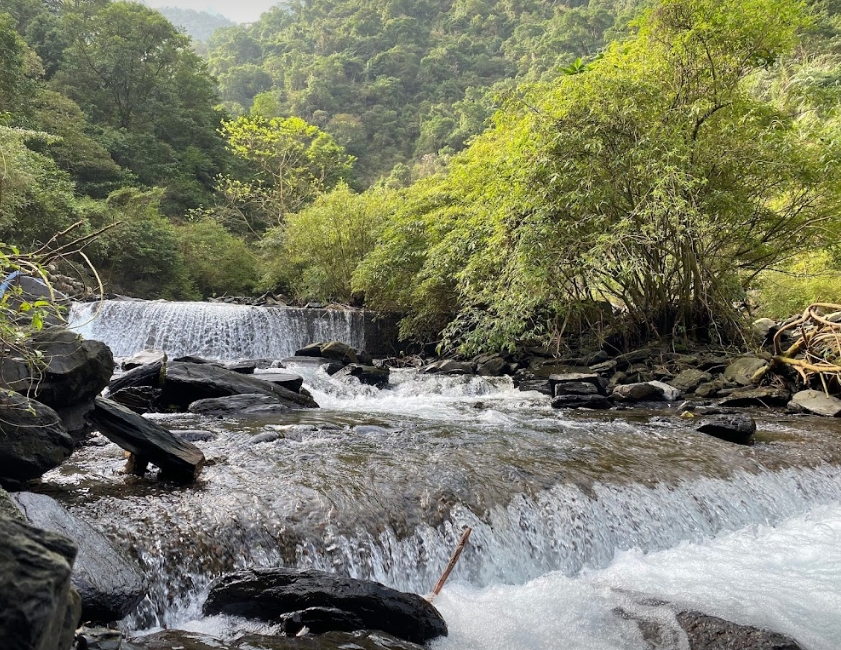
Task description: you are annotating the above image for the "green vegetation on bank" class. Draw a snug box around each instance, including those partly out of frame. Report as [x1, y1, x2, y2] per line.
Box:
[2, 0, 841, 354]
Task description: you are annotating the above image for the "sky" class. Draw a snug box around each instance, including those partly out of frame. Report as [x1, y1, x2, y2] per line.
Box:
[142, 0, 280, 23]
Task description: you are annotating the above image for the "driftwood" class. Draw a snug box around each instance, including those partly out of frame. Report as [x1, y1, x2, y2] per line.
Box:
[429, 527, 472, 601]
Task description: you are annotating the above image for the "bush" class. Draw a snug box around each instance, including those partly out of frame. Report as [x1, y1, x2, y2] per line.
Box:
[755, 251, 841, 320]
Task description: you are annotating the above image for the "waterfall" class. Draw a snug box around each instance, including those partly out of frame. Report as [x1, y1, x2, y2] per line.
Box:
[68, 300, 368, 360]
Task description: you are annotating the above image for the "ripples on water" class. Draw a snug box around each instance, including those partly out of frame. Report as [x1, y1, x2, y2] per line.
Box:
[43, 365, 841, 648]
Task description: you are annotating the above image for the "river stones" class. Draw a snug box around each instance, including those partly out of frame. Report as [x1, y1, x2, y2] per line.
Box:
[89, 397, 205, 481]
[551, 394, 613, 409]
[0, 391, 75, 488]
[695, 414, 756, 445]
[676, 611, 803, 650]
[122, 350, 167, 370]
[550, 373, 607, 396]
[202, 568, 447, 645]
[612, 382, 662, 402]
[669, 369, 713, 393]
[252, 371, 305, 392]
[334, 364, 390, 388]
[0, 516, 81, 650]
[789, 390, 841, 417]
[12, 492, 146, 622]
[717, 387, 791, 408]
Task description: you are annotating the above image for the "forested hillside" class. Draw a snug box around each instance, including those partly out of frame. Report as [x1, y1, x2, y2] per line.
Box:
[2, 0, 841, 355]
[154, 6, 234, 42]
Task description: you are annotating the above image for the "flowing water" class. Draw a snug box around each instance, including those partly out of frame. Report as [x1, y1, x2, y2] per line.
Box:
[52, 302, 841, 648]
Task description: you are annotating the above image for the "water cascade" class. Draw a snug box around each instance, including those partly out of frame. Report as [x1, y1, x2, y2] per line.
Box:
[68, 300, 368, 359]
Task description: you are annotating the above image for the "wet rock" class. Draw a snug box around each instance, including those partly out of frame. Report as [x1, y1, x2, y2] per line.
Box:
[335, 364, 390, 388]
[669, 369, 713, 393]
[89, 397, 205, 482]
[0, 392, 75, 488]
[280, 606, 366, 635]
[0, 517, 80, 650]
[649, 380, 682, 402]
[189, 394, 293, 418]
[252, 371, 305, 393]
[517, 379, 553, 395]
[717, 387, 791, 408]
[161, 361, 318, 410]
[223, 359, 258, 374]
[551, 394, 613, 409]
[74, 627, 124, 650]
[695, 414, 756, 445]
[12, 492, 145, 623]
[421, 359, 475, 375]
[108, 361, 164, 394]
[613, 348, 656, 370]
[676, 611, 803, 650]
[0, 486, 24, 521]
[127, 630, 425, 650]
[527, 360, 589, 379]
[175, 430, 217, 442]
[122, 350, 166, 370]
[109, 386, 162, 414]
[284, 357, 344, 374]
[295, 343, 325, 357]
[549, 373, 607, 396]
[611, 382, 662, 402]
[789, 390, 841, 417]
[722, 357, 768, 386]
[553, 381, 598, 396]
[202, 568, 447, 645]
[320, 341, 359, 365]
[475, 355, 507, 377]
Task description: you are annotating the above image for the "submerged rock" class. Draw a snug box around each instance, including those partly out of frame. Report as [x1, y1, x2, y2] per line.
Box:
[188, 393, 294, 417]
[677, 611, 803, 650]
[695, 414, 756, 445]
[12, 492, 146, 622]
[202, 568, 447, 645]
[126, 630, 425, 650]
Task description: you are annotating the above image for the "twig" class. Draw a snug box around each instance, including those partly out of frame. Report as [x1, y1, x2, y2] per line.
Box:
[428, 527, 472, 601]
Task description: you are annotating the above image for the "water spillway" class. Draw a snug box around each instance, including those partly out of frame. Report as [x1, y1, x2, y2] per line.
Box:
[68, 300, 377, 359]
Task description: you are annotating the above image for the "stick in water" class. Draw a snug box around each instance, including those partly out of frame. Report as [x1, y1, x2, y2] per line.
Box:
[429, 527, 472, 600]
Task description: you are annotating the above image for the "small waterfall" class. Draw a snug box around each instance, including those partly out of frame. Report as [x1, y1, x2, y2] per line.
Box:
[68, 300, 367, 360]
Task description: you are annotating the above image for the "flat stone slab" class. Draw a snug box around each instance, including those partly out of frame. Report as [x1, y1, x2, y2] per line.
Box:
[695, 414, 756, 445]
[790, 390, 841, 417]
[251, 371, 304, 393]
[551, 394, 613, 409]
[188, 394, 294, 417]
[718, 387, 790, 408]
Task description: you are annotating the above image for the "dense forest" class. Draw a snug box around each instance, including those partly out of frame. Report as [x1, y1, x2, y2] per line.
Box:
[2, 0, 841, 354]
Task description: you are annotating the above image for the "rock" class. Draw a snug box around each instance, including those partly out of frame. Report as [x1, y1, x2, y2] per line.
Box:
[0, 328, 112, 409]
[589, 359, 617, 374]
[160, 361, 318, 411]
[517, 379, 553, 395]
[175, 430, 216, 442]
[717, 387, 791, 408]
[188, 394, 294, 417]
[251, 371, 304, 393]
[108, 361, 164, 394]
[789, 390, 841, 417]
[722, 357, 768, 386]
[752, 318, 778, 342]
[89, 397, 205, 482]
[669, 369, 713, 393]
[554, 381, 598, 396]
[677, 611, 803, 650]
[74, 627, 125, 650]
[109, 386, 162, 414]
[649, 380, 682, 402]
[127, 630, 426, 650]
[611, 382, 661, 402]
[0, 486, 24, 521]
[551, 394, 613, 409]
[335, 364, 390, 388]
[695, 379, 731, 398]
[223, 360, 258, 374]
[122, 350, 166, 370]
[476, 356, 507, 377]
[0, 517, 81, 650]
[0, 392, 75, 488]
[320, 341, 359, 365]
[613, 348, 655, 370]
[549, 373, 607, 396]
[528, 360, 589, 379]
[280, 606, 366, 636]
[202, 568, 447, 645]
[421, 360, 475, 375]
[12, 492, 146, 622]
[695, 414, 756, 445]
[295, 343, 324, 357]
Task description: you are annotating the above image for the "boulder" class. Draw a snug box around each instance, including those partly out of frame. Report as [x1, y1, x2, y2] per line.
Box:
[223, 360, 258, 374]
[188, 394, 294, 417]
[284, 357, 345, 374]
[789, 390, 841, 417]
[551, 394, 613, 409]
[202, 568, 447, 645]
[0, 517, 81, 650]
[0, 486, 24, 522]
[553, 381, 598, 396]
[295, 343, 325, 357]
[717, 387, 791, 408]
[160, 361, 318, 411]
[320, 341, 359, 365]
[517, 379, 553, 395]
[611, 382, 662, 402]
[12, 492, 146, 622]
[127, 630, 426, 650]
[109, 386, 162, 414]
[695, 379, 731, 398]
[677, 611, 803, 650]
[335, 364, 390, 388]
[0, 392, 75, 488]
[752, 318, 778, 342]
[252, 371, 305, 393]
[669, 369, 713, 393]
[695, 414, 756, 445]
[280, 606, 365, 636]
[649, 380, 682, 402]
[475, 355, 507, 377]
[108, 361, 164, 394]
[722, 357, 768, 386]
[421, 360, 475, 375]
[88, 397, 205, 482]
[122, 350, 166, 371]
[549, 373, 607, 396]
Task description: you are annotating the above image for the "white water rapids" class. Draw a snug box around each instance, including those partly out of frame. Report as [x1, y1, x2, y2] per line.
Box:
[51, 303, 841, 648]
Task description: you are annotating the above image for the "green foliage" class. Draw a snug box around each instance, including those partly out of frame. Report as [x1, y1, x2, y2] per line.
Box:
[154, 7, 234, 43]
[263, 182, 394, 302]
[756, 251, 841, 319]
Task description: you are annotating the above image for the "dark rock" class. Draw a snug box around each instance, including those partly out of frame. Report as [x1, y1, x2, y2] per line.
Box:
[223, 360, 258, 374]
[54, 401, 97, 442]
[251, 371, 304, 393]
[188, 394, 294, 418]
[528, 360, 589, 379]
[0, 486, 24, 521]
[173, 355, 216, 364]
[649, 380, 682, 402]
[723, 357, 768, 386]
[589, 359, 617, 374]
[0, 392, 75, 488]
[613, 348, 655, 370]
[549, 373, 607, 396]
[295, 343, 324, 357]
[175, 430, 216, 442]
[553, 381, 598, 396]
[109, 386, 162, 414]
[551, 394, 613, 409]
[202, 568, 447, 645]
[335, 364, 390, 388]
[611, 382, 662, 402]
[717, 387, 791, 408]
[695, 414, 756, 445]
[677, 610, 803, 650]
[127, 630, 426, 650]
[356, 350, 374, 366]
[476, 355, 507, 377]
[421, 360, 475, 375]
[0, 517, 81, 650]
[752, 318, 778, 342]
[669, 369, 713, 393]
[517, 379, 553, 395]
[107, 361, 164, 394]
[789, 390, 841, 417]
[12, 492, 146, 622]
[695, 379, 731, 399]
[280, 606, 366, 635]
[74, 627, 124, 650]
[160, 361, 318, 411]
[89, 397, 205, 482]
[122, 350, 166, 370]
[0, 328, 112, 409]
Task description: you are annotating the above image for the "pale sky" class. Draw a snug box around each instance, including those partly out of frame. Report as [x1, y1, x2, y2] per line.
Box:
[142, 0, 281, 23]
